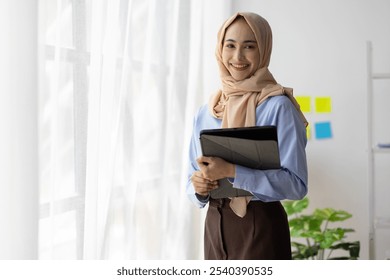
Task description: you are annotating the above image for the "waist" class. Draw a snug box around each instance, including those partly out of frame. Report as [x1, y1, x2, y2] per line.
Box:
[209, 197, 281, 208]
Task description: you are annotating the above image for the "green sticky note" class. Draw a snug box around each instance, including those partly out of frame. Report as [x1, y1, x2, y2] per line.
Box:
[315, 97, 332, 113]
[295, 96, 311, 113]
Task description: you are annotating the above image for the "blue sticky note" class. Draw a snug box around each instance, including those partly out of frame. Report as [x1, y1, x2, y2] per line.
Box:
[315, 122, 332, 139]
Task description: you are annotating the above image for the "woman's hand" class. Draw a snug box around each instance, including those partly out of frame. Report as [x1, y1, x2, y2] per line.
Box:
[191, 171, 218, 197]
[196, 156, 235, 181]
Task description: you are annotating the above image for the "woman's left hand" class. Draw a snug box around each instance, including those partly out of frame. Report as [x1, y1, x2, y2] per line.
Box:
[196, 156, 235, 181]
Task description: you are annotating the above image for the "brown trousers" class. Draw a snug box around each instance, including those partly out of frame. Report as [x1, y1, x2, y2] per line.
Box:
[204, 198, 292, 260]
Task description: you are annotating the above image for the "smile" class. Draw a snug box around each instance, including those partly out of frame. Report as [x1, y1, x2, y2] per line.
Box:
[231, 63, 249, 70]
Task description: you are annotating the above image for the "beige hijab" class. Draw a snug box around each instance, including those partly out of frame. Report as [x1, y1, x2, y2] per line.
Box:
[209, 12, 307, 217]
[209, 12, 308, 128]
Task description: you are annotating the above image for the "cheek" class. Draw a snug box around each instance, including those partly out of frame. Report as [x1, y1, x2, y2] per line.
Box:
[221, 53, 231, 69]
[221, 51, 229, 62]
[250, 53, 260, 69]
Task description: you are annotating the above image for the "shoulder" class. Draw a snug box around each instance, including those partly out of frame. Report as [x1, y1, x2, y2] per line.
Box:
[255, 95, 306, 129]
[257, 95, 295, 113]
[193, 104, 221, 130]
[194, 104, 210, 122]
[265, 95, 294, 108]
[197, 104, 209, 115]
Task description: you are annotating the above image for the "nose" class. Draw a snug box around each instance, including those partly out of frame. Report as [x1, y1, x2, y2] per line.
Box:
[233, 47, 244, 61]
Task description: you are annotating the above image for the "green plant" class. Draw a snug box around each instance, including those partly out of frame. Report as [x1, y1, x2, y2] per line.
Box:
[283, 197, 360, 260]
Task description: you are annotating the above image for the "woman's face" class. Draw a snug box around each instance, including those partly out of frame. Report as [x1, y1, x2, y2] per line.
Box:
[221, 18, 260, 81]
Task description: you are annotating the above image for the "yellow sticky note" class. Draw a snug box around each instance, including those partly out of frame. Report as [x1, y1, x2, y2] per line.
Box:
[295, 96, 311, 113]
[315, 97, 332, 113]
[306, 125, 311, 140]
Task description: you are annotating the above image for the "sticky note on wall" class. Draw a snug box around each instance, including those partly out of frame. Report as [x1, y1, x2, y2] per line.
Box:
[306, 125, 311, 140]
[315, 121, 332, 139]
[295, 96, 311, 113]
[315, 97, 332, 113]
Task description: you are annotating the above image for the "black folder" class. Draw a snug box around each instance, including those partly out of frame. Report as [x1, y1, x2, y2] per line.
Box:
[199, 126, 280, 199]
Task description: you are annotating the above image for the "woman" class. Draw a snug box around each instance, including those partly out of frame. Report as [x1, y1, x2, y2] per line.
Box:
[186, 12, 308, 260]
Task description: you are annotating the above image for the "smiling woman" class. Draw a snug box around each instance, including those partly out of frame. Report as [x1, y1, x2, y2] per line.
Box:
[187, 12, 308, 260]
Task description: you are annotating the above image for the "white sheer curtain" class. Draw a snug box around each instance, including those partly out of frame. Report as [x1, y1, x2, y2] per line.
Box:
[0, 0, 38, 259]
[38, 0, 231, 259]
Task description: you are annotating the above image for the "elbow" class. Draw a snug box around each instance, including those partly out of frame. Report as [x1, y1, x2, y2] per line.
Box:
[296, 185, 308, 200]
[287, 168, 308, 200]
[288, 180, 308, 201]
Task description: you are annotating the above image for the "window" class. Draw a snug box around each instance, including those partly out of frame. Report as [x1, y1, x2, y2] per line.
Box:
[39, 0, 221, 260]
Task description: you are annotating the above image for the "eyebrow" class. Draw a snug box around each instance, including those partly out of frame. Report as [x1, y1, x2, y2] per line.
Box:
[224, 39, 257, 44]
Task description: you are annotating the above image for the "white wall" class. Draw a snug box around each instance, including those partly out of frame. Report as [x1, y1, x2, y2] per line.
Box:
[0, 0, 38, 259]
[230, 0, 390, 259]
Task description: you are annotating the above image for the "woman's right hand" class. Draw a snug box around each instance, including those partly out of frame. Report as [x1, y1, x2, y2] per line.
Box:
[190, 171, 219, 197]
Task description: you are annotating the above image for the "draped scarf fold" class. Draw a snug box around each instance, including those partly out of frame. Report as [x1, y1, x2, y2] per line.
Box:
[208, 12, 307, 217]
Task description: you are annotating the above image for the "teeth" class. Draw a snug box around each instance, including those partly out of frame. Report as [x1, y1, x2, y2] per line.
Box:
[232, 64, 248, 69]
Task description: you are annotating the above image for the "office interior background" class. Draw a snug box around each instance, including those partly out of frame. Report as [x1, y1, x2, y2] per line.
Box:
[1, 0, 389, 260]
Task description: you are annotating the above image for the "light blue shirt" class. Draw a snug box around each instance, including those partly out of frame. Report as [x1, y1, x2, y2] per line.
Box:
[186, 95, 308, 208]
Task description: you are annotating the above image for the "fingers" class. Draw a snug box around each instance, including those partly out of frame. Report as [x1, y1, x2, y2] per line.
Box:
[196, 156, 212, 167]
[191, 171, 218, 196]
[196, 156, 234, 181]
[196, 156, 216, 180]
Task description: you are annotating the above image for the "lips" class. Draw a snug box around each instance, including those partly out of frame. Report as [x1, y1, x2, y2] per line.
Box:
[231, 63, 249, 70]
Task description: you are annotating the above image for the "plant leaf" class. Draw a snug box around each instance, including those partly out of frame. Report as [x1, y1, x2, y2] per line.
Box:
[288, 215, 322, 238]
[319, 228, 345, 248]
[291, 242, 319, 259]
[314, 208, 352, 222]
[330, 241, 360, 259]
[283, 197, 309, 216]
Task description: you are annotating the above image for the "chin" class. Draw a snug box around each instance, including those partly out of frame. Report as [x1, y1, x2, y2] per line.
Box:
[231, 72, 251, 81]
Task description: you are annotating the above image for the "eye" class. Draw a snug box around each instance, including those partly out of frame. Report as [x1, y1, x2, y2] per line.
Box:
[245, 44, 256, 49]
[224, 43, 235, 49]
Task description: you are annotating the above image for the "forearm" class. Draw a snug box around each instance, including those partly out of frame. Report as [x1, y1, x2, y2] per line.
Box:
[233, 164, 308, 201]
